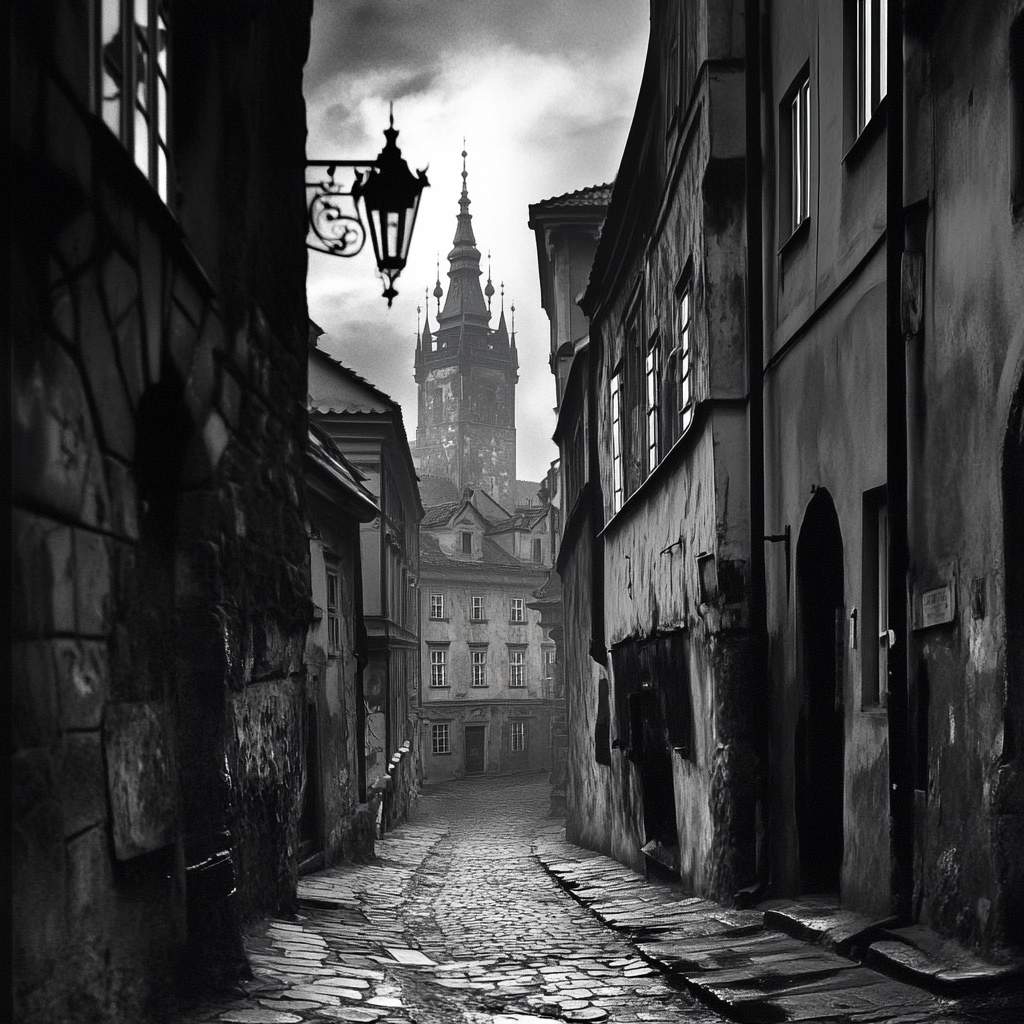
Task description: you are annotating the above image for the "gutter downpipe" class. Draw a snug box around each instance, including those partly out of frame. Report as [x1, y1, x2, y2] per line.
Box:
[886, 0, 913, 922]
[745, 0, 769, 895]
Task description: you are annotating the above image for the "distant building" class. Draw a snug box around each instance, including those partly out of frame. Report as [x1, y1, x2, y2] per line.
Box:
[419, 490, 556, 782]
[528, 184, 611, 832]
[412, 152, 531, 512]
[308, 340, 423, 832]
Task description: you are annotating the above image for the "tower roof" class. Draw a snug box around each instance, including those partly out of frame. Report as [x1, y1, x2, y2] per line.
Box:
[438, 147, 490, 327]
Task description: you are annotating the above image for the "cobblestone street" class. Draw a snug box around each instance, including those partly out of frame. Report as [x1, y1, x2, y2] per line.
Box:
[175, 775, 718, 1024]
[173, 776, 1021, 1024]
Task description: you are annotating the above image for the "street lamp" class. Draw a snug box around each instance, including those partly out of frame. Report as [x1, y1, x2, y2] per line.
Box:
[306, 106, 429, 307]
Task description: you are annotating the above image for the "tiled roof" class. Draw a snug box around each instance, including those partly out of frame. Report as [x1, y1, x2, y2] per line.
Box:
[532, 183, 613, 209]
[487, 507, 548, 534]
[421, 501, 462, 528]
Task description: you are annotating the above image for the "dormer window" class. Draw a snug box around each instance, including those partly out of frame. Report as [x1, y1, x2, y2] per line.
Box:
[461, 531, 473, 555]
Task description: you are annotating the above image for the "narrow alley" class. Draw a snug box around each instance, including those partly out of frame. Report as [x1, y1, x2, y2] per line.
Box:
[173, 779, 1020, 1024]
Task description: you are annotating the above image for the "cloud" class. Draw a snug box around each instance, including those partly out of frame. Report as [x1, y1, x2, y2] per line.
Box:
[304, 0, 649, 482]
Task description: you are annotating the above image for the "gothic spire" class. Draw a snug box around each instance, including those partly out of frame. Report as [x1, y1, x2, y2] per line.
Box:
[439, 143, 489, 325]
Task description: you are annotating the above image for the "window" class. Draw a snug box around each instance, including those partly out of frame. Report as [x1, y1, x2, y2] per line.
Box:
[790, 76, 812, 233]
[509, 649, 526, 688]
[471, 649, 487, 687]
[326, 570, 340, 655]
[645, 335, 661, 473]
[470, 595, 485, 620]
[511, 721, 527, 752]
[429, 593, 445, 619]
[431, 723, 450, 755]
[96, 0, 171, 202]
[543, 648, 555, 679]
[676, 284, 694, 437]
[610, 370, 624, 513]
[461, 531, 473, 555]
[429, 648, 447, 688]
[856, 0, 888, 135]
[509, 597, 525, 623]
[532, 538, 543, 563]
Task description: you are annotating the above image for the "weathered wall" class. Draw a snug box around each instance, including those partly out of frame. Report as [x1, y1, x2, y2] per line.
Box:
[11, 2, 313, 1020]
[905, 1, 1024, 950]
[762, 1, 890, 913]
[421, 704, 555, 783]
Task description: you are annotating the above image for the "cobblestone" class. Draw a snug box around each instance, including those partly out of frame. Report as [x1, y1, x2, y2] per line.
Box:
[174, 775, 717, 1023]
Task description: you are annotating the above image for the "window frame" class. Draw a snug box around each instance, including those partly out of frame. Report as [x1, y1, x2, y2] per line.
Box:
[610, 368, 625, 513]
[429, 592, 446, 620]
[532, 537, 543, 563]
[509, 597, 525, 623]
[645, 330, 661, 473]
[675, 280, 694, 438]
[94, 0, 171, 203]
[508, 647, 526, 688]
[510, 720, 527, 752]
[326, 567, 341, 656]
[856, 0, 888, 137]
[431, 723, 451, 755]
[471, 647, 488, 688]
[461, 531, 473, 555]
[429, 647, 448, 688]
[470, 595, 486, 621]
[790, 75, 812, 234]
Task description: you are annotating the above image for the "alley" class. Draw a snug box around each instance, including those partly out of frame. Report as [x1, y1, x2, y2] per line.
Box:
[175, 776, 718, 1024]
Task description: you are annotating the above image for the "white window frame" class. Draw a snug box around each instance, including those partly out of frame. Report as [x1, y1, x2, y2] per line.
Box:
[645, 336, 661, 474]
[470, 595, 485, 621]
[857, 0, 888, 135]
[96, 0, 171, 202]
[511, 720, 527, 752]
[429, 647, 447, 688]
[509, 648, 526, 688]
[677, 285, 693, 435]
[791, 76, 811, 233]
[326, 568, 341, 655]
[429, 593, 445, 620]
[431, 723, 450, 755]
[509, 597, 525, 623]
[610, 370, 624, 512]
[471, 649, 488, 687]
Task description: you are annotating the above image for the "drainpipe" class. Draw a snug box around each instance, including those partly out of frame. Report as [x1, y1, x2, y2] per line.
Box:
[886, 0, 913, 921]
[745, 0, 769, 893]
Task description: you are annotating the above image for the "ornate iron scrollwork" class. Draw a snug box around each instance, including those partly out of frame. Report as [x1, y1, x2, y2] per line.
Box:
[305, 160, 375, 258]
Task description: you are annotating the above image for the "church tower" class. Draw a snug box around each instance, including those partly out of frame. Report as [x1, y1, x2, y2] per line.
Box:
[413, 150, 519, 510]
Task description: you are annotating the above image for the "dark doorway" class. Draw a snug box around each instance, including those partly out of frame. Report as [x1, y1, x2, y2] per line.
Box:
[629, 687, 678, 847]
[465, 726, 486, 775]
[795, 490, 845, 894]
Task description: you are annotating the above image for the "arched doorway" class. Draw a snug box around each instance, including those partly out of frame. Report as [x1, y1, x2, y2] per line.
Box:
[795, 489, 845, 893]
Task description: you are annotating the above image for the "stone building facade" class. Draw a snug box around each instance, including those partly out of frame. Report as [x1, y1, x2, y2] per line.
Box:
[540, 0, 1024, 957]
[11, 1, 315, 1019]
[419, 494, 556, 782]
[575, 0, 759, 897]
[308, 342, 422, 832]
[303, 420, 380, 870]
[528, 185, 611, 833]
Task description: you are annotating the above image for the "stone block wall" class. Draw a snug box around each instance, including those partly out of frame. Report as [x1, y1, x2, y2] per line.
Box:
[11, 2, 314, 1020]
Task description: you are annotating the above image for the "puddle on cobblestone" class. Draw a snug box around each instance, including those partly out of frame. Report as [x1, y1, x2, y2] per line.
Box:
[490, 1016, 560, 1024]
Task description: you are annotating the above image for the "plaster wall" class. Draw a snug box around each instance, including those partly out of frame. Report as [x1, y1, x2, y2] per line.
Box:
[905, 0, 1024, 949]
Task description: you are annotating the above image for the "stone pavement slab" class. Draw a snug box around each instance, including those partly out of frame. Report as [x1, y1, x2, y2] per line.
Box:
[534, 828, 1023, 1023]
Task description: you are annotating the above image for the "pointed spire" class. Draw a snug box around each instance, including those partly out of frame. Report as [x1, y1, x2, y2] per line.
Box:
[421, 288, 433, 349]
[433, 254, 443, 315]
[439, 141, 488, 324]
[484, 251, 495, 312]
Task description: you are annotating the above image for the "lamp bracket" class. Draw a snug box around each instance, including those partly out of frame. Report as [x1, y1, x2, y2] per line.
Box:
[305, 160, 377, 258]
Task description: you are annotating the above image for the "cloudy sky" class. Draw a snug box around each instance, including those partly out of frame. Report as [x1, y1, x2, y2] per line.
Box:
[304, 0, 650, 484]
